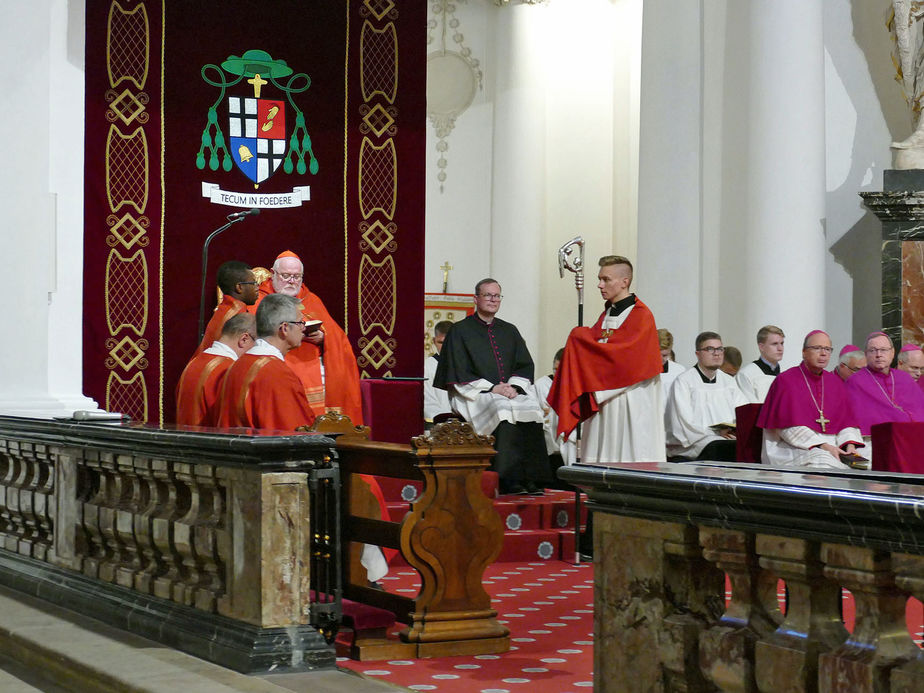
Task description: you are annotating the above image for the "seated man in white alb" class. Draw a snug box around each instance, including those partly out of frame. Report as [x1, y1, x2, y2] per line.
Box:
[736, 325, 784, 403]
[535, 348, 577, 467]
[757, 330, 863, 469]
[666, 331, 748, 461]
[423, 320, 453, 422]
[657, 328, 686, 405]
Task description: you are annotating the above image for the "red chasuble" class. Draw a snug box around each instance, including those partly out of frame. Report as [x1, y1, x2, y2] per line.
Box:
[216, 353, 317, 431]
[194, 295, 249, 356]
[253, 280, 363, 425]
[175, 351, 233, 426]
[548, 299, 662, 437]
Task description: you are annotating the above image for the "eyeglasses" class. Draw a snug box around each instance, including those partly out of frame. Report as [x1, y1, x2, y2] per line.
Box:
[276, 272, 303, 282]
[281, 320, 306, 329]
[805, 346, 833, 354]
[697, 346, 725, 354]
[237, 280, 258, 286]
[866, 348, 893, 355]
[841, 363, 861, 372]
[479, 293, 503, 300]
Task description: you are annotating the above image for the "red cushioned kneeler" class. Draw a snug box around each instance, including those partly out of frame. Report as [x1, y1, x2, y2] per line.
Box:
[360, 379, 425, 444]
[735, 403, 763, 463]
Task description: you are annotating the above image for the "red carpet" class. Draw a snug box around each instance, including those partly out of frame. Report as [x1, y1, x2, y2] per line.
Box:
[338, 560, 595, 691]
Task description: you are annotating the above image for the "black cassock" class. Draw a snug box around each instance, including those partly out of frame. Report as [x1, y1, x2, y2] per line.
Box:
[434, 314, 551, 492]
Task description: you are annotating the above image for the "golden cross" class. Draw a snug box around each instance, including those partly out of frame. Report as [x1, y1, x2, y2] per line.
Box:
[816, 412, 829, 433]
[440, 261, 453, 293]
[248, 73, 268, 98]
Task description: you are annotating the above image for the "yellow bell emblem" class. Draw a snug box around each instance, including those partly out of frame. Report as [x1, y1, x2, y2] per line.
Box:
[238, 144, 254, 163]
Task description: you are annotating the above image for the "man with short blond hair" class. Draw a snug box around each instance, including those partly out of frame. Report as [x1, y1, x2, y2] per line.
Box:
[736, 325, 784, 403]
[549, 255, 665, 464]
[666, 331, 748, 460]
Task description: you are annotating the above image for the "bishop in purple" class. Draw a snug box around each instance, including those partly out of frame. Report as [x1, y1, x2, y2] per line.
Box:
[846, 332, 924, 435]
[757, 330, 863, 469]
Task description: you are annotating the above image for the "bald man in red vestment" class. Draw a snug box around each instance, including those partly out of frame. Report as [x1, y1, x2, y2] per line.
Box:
[217, 294, 317, 431]
[194, 261, 259, 356]
[176, 313, 255, 426]
[251, 250, 363, 424]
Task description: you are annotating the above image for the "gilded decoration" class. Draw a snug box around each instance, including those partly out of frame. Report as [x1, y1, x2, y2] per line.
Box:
[103, 0, 153, 423]
[105, 126, 149, 215]
[107, 2, 150, 90]
[360, 22, 398, 104]
[412, 419, 494, 450]
[356, 2, 399, 377]
[105, 370, 149, 422]
[105, 249, 149, 336]
[358, 138, 397, 220]
[358, 255, 396, 334]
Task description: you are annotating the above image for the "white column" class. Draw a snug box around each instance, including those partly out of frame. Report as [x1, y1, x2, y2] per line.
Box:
[490, 5, 546, 352]
[0, 0, 98, 417]
[745, 0, 826, 365]
[636, 0, 704, 357]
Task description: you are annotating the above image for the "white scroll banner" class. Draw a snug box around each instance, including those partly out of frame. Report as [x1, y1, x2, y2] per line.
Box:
[201, 182, 311, 209]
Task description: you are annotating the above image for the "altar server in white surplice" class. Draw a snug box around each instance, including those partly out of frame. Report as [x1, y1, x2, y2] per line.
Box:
[666, 331, 748, 461]
[736, 325, 785, 403]
[757, 330, 864, 469]
[423, 320, 452, 422]
[549, 256, 665, 465]
[657, 328, 686, 408]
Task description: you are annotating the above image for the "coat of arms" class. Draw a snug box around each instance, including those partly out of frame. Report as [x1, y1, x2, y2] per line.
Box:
[196, 49, 318, 191]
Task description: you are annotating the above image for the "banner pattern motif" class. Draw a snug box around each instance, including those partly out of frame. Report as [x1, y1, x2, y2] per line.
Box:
[103, 1, 154, 421]
[356, 0, 399, 377]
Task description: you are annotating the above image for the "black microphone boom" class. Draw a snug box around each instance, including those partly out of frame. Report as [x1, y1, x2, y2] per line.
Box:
[226, 208, 260, 220]
[198, 208, 260, 342]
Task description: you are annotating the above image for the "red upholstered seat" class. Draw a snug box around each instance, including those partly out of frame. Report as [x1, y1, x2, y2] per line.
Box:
[735, 403, 763, 463]
[360, 378, 424, 443]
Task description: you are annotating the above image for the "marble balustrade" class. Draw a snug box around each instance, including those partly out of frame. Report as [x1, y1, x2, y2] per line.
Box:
[0, 416, 338, 673]
[559, 460, 924, 693]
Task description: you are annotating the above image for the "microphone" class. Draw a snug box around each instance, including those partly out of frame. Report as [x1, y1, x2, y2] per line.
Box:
[227, 208, 260, 220]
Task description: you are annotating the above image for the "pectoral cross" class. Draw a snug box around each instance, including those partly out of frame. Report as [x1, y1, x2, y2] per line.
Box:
[440, 261, 453, 293]
[816, 412, 829, 433]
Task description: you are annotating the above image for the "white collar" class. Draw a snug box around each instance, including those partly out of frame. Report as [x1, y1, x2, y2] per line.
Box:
[247, 338, 285, 362]
[203, 341, 238, 360]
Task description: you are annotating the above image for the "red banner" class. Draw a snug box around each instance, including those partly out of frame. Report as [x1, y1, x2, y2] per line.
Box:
[84, 1, 425, 423]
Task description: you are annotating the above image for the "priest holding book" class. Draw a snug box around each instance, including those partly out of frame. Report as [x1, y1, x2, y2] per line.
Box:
[757, 330, 864, 469]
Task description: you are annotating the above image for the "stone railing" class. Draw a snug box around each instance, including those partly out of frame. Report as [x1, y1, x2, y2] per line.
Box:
[559, 460, 924, 693]
[0, 416, 339, 673]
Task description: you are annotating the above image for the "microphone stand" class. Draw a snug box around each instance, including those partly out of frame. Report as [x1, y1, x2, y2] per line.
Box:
[197, 215, 247, 342]
[558, 236, 585, 564]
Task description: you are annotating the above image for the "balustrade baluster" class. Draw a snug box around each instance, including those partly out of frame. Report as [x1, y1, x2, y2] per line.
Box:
[885, 553, 924, 692]
[171, 463, 203, 606]
[818, 546, 919, 692]
[112, 455, 144, 588]
[151, 460, 186, 601]
[4, 450, 25, 552]
[28, 452, 54, 561]
[79, 453, 108, 578]
[699, 529, 781, 692]
[191, 465, 226, 612]
[754, 534, 847, 693]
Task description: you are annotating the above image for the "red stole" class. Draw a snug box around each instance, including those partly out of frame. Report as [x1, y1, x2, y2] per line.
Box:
[194, 295, 248, 356]
[548, 299, 661, 437]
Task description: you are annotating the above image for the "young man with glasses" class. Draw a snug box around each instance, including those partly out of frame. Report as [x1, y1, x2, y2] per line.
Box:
[434, 278, 551, 495]
[757, 330, 864, 468]
[665, 331, 748, 461]
[846, 332, 924, 437]
[250, 249, 362, 424]
[194, 261, 259, 356]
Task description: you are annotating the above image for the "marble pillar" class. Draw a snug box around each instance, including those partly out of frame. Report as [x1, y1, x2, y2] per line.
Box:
[744, 0, 826, 346]
[0, 0, 98, 417]
[860, 170, 924, 345]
